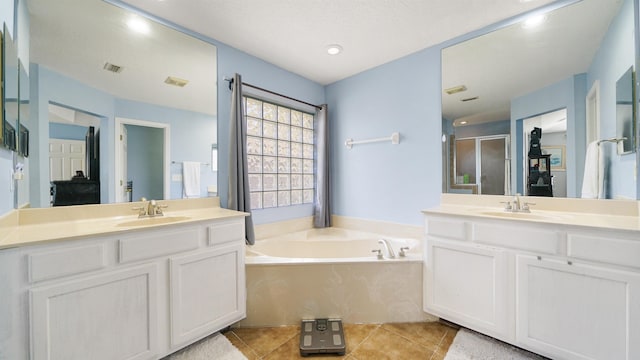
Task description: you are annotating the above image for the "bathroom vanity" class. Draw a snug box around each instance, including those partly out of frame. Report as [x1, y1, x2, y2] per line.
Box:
[0, 198, 247, 360]
[423, 194, 640, 360]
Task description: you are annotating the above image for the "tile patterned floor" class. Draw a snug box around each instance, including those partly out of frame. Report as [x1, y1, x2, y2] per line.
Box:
[223, 321, 459, 360]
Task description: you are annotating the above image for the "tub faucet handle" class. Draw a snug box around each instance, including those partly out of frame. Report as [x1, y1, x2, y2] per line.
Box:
[371, 249, 383, 260]
[399, 247, 410, 257]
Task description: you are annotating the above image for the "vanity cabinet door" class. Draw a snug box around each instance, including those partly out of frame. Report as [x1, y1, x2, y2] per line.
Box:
[424, 237, 510, 340]
[30, 264, 159, 360]
[516, 255, 640, 360]
[169, 242, 246, 348]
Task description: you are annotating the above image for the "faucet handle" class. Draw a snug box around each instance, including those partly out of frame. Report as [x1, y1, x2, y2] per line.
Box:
[156, 203, 168, 215]
[499, 201, 513, 210]
[399, 247, 410, 257]
[371, 249, 383, 260]
[522, 202, 536, 211]
[132, 206, 146, 216]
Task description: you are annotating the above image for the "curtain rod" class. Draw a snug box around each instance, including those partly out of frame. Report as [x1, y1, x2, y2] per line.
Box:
[224, 77, 322, 110]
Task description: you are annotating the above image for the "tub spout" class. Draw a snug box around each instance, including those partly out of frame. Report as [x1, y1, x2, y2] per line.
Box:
[378, 239, 396, 259]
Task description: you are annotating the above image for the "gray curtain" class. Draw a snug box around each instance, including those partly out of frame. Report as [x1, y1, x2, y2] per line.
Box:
[227, 73, 256, 244]
[314, 104, 331, 228]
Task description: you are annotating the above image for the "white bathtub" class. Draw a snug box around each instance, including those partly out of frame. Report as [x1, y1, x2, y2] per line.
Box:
[246, 227, 422, 264]
[241, 227, 435, 327]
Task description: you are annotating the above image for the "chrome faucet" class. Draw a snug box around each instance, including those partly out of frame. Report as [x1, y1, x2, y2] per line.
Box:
[513, 193, 522, 211]
[378, 239, 396, 259]
[501, 193, 535, 213]
[132, 198, 167, 218]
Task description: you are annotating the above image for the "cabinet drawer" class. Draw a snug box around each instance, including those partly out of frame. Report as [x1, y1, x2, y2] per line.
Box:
[568, 233, 640, 268]
[474, 223, 560, 255]
[208, 221, 245, 246]
[425, 218, 468, 241]
[28, 244, 106, 283]
[119, 227, 201, 263]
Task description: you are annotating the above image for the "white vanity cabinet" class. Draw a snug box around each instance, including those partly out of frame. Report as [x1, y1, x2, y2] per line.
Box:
[425, 235, 510, 340]
[30, 264, 160, 360]
[169, 222, 246, 347]
[0, 216, 246, 360]
[516, 254, 640, 360]
[423, 213, 640, 360]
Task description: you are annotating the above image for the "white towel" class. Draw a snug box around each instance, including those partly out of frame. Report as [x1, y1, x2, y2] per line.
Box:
[581, 141, 604, 199]
[182, 161, 201, 198]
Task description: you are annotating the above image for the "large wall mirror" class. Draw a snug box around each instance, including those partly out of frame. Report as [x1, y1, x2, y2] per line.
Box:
[18, 0, 217, 208]
[442, 0, 637, 200]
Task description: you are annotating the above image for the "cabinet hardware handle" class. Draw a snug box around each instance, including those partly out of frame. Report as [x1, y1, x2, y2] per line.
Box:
[537, 256, 541, 261]
[567, 260, 573, 265]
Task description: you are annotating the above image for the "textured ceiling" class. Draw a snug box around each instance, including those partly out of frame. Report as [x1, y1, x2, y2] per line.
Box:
[119, 0, 558, 85]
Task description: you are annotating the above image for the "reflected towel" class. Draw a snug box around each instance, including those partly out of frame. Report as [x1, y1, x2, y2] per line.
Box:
[182, 161, 201, 198]
[581, 141, 604, 199]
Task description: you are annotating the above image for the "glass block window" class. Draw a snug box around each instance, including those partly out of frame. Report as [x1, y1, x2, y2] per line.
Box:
[245, 96, 315, 209]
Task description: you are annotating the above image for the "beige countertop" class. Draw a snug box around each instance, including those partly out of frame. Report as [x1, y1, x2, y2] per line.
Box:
[0, 198, 248, 250]
[423, 194, 640, 233]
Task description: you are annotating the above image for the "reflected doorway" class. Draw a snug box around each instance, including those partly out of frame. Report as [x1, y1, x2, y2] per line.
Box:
[453, 135, 510, 195]
[115, 117, 170, 203]
[521, 108, 567, 197]
[48, 103, 104, 206]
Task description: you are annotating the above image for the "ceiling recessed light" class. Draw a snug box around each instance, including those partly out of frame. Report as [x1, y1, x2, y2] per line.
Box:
[522, 14, 547, 29]
[327, 44, 343, 55]
[127, 16, 150, 35]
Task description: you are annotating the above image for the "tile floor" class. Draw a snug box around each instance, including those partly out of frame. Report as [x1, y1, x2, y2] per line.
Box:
[223, 321, 459, 360]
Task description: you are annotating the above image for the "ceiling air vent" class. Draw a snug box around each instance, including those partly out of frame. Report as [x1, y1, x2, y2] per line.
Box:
[461, 96, 479, 102]
[444, 85, 467, 95]
[103, 62, 124, 73]
[164, 76, 189, 87]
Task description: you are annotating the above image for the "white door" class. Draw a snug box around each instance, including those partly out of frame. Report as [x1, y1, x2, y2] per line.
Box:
[49, 139, 85, 181]
[516, 255, 640, 360]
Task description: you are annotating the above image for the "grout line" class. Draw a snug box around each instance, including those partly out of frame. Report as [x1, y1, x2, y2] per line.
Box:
[254, 326, 300, 359]
[347, 324, 381, 356]
[227, 331, 260, 359]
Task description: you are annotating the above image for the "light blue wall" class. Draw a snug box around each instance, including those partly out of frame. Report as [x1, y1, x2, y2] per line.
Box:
[455, 120, 510, 138]
[511, 74, 586, 197]
[325, 49, 442, 225]
[588, 0, 636, 200]
[49, 123, 87, 140]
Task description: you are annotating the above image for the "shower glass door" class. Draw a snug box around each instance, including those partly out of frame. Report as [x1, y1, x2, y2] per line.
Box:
[479, 137, 507, 195]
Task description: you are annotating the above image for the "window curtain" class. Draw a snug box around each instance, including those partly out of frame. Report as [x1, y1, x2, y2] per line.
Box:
[227, 73, 256, 244]
[314, 104, 331, 228]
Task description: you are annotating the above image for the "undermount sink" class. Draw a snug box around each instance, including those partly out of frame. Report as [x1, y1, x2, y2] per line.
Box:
[479, 211, 560, 221]
[117, 216, 192, 227]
